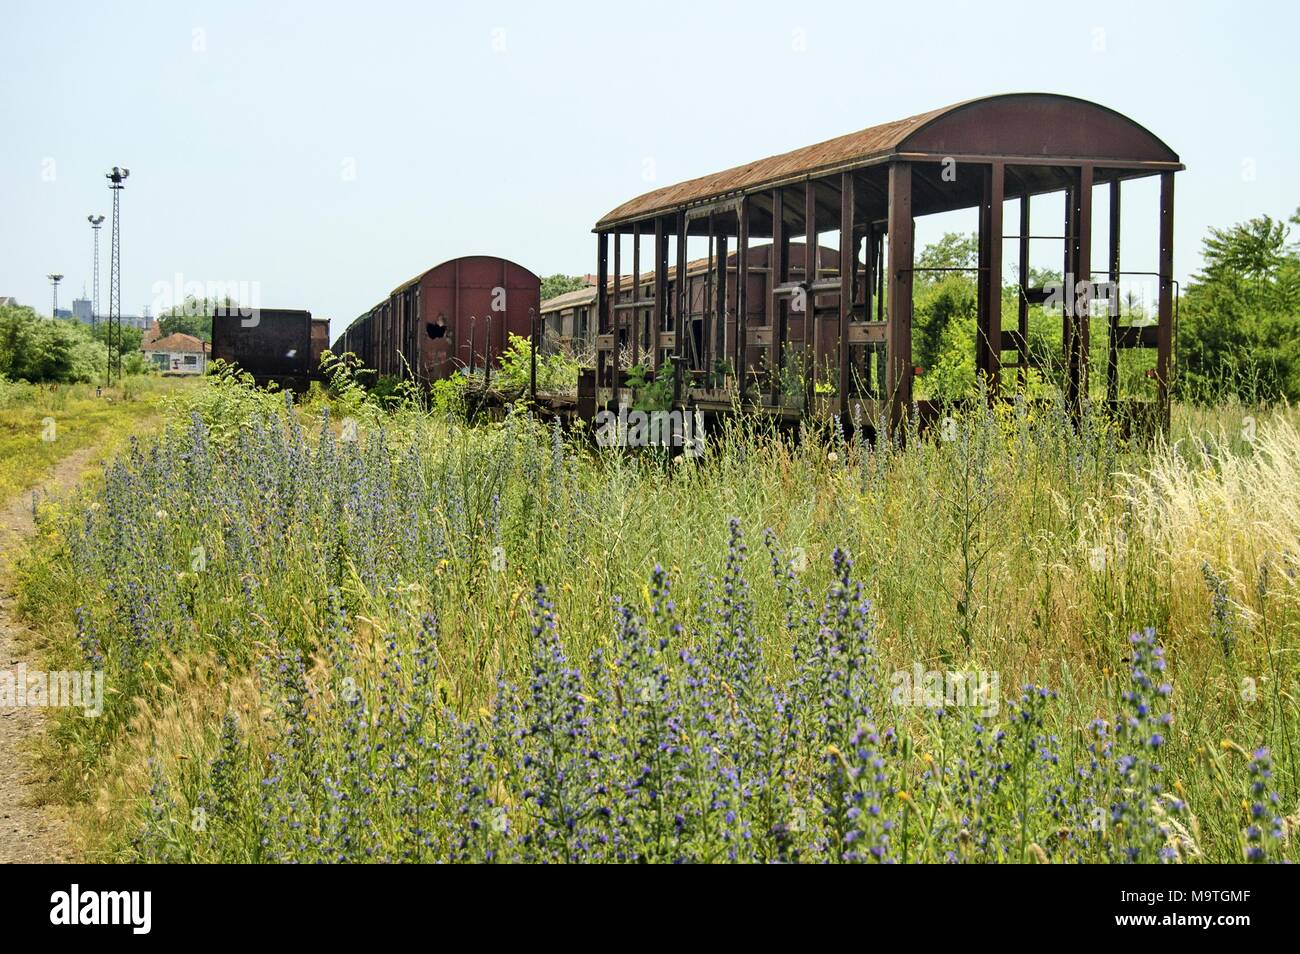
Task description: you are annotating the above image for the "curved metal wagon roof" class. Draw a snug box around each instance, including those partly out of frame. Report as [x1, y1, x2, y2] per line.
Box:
[596, 93, 1181, 230]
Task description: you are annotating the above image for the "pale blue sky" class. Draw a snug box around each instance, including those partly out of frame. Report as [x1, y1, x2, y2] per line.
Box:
[2, 0, 1295, 338]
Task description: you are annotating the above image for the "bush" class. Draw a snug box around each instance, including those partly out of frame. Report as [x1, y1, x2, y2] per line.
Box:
[1176, 212, 1300, 403]
[0, 304, 108, 383]
[496, 333, 579, 395]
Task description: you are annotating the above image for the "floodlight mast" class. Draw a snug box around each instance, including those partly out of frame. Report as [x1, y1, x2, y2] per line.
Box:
[88, 214, 105, 339]
[106, 167, 129, 382]
[47, 273, 64, 318]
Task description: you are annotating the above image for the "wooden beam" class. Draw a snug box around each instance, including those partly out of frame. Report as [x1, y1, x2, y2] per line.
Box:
[1062, 179, 1077, 409]
[1107, 180, 1121, 405]
[1075, 164, 1093, 409]
[631, 222, 641, 368]
[596, 231, 609, 388]
[737, 195, 750, 400]
[1017, 195, 1030, 388]
[886, 162, 914, 427]
[985, 161, 1004, 393]
[716, 232, 728, 374]
[653, 217, 666, 373]
[804, 180, 817, 409]
[704, 214, 714, 374]
[1157, 172, 1175, 425]
[612, 229, 622, 377]
[862, 217, 875, 394]
[770, 187, 786, 403]
[676, 211, 689, 370]
[838, 170, 854, 408]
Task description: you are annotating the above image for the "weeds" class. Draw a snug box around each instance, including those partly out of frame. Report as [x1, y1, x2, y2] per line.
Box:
[13, 377, 1300, 862]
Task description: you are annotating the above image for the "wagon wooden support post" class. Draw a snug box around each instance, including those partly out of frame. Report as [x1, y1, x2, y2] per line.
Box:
[1107, 181, 1121, 407]
[837, 171, 854, 414]
[860, 221, 875, 396]
[596, 232, 609, 389]
[1062, 177, 1077, 410]
[803, 181, 817, 410]
[631, 222, 641, 370]
[675, 211, 688, 370]
[886, 161, 914, 429]
[1075, 164, 1094, 414]
[976, 161, 1004, 395]
[1157, 171, 1175, 427]
[875, 224, 885, 323]
[653, 217, 667, 374]
[1017, 196, 1030, 389]
[704, 214, 715, 377]
[770, 187, 787, 403]
[612, 229, 622, 383]
[715, 231, 728, 378]
[737, 195, 750, 403]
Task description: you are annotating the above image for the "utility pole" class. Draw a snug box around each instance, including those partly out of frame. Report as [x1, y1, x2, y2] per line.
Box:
[106, 166, 129, 382]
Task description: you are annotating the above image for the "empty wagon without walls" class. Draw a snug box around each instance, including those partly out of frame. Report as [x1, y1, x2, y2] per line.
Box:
[585, 92, 1183, 429]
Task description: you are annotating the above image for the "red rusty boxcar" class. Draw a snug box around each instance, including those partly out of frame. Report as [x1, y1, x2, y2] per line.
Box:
[333, 256, 540, 385]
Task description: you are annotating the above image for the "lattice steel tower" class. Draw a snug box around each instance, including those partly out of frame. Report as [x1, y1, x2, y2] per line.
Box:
[106, 167, 129, 381]
[88, 214, 104, 336]
[47, 273, 63, 318]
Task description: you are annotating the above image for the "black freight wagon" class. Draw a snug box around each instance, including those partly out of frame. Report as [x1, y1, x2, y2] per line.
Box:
[211, 308, 330, 390]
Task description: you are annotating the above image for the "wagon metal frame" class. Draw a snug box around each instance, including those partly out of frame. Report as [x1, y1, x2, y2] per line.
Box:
[587, 93, 1182, 429]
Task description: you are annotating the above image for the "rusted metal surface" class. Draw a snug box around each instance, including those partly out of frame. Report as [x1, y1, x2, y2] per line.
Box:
[1157, 173, 1176, 422]
[596, 94, 1181, 230]
[310, 318, 329, 367]
[886, 162, 914, 423]
[213, 308, 316, 387]
[332, 256, 540, 384]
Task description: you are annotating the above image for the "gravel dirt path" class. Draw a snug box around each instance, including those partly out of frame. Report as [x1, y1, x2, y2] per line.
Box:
[0, 443, 111, 863]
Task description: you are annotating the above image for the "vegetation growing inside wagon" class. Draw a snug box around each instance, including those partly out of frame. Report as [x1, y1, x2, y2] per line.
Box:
[13, 367, 1299, 862]
[906, 210, 1300, 405]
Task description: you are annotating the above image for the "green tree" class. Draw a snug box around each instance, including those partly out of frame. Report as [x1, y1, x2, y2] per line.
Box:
[915, 232, 978, 285]
[91, 321, 143, 355]
[1178, 210, 1300, 402]
[540, 274, 590, 302]
[157, 295, 233, 342]
[1199, 215, 1291, 290]
[0, 304, 108, 383]
[913, 274, 977, 374]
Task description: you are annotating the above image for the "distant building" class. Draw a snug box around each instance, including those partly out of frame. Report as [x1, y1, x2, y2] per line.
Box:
[143, 332, 209, 375]
[54, 308, 72, 319]
[0, 296, 18, 308]
[72, 298, 93, 323]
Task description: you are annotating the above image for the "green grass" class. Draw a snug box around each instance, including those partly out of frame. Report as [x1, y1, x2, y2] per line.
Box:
[0, 375, 190, 503]
[13, 375, 1300, 862]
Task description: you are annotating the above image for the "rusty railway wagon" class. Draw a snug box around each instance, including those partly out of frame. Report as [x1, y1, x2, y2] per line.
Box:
[541, 243, 842, 367]
[332, 256, 541, 385]
[211, 308, 330, 391]
[585, 92, 1183, 430]
[247, 93, 1181, 435]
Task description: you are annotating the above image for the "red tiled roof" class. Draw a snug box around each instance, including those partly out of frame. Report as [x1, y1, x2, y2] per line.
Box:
[145, 332, 207, 354]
